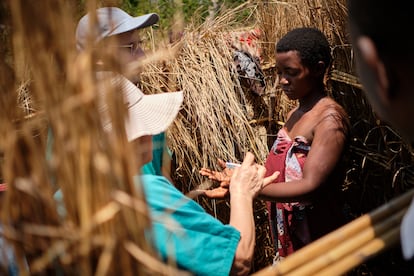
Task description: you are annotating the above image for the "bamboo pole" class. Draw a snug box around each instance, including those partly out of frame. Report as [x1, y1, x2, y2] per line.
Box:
[252, 188, 414, 276]
[282, 207, 407, 275]
[316, 227, 400, 276]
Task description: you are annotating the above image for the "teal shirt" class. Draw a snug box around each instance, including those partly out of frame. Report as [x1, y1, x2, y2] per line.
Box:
[141, 133, 168, 176]
[139, 174, 240, 276]
[55, 174, 241, 275]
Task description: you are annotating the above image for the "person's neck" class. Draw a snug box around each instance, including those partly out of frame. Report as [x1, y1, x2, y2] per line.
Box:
[298, 89, 327, 112]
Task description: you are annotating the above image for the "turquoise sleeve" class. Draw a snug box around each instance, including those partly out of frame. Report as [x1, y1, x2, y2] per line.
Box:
[138, 174, 240, 276]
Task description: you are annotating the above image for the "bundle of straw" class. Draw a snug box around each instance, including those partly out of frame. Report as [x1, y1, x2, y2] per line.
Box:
[0, 1, 183, 274]
[139, 2, 280, 269]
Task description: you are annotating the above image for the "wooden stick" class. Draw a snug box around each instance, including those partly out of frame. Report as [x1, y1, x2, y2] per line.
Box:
[283, 207, 407, 276]
[315, 227, 400, 276]
[252, 188, 414, 276]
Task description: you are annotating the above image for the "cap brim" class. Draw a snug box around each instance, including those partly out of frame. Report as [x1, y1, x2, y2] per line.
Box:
[125, 91, 183, 141]
[110, 13, 159, 37]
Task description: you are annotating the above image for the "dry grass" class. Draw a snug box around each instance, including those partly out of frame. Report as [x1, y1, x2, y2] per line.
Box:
[0, 1, 182, 275]
[139, 3, 278, 268]
[1, 0, 414, 274]
[140, 0, 414, 273]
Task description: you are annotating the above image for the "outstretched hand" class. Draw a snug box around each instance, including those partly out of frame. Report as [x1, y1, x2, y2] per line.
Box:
[198, 155, 279, 199]
[202, 186, 230, 198]
[199, 158, 233, 188]
[198, 158, 237, 198]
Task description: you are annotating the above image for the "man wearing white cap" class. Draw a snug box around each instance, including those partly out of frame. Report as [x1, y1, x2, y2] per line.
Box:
[76, 6, 174, 180]
[75, 7, 279, 275]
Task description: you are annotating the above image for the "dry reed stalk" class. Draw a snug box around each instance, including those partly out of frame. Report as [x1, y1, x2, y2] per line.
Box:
[255, 0, 348, 67]
[316, 227, 400, 276]
[137, 0, 371, 271]
[252, 188, 414, 276]
[330, 69, 362, 89]
[140, 2, 270, 193]
[1, 0, 181, 274]
[280, 206, 407, 275]
[138, 2, 277, 269]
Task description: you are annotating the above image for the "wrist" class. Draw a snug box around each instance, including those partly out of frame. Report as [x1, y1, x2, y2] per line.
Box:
[230, 192, 254, 201]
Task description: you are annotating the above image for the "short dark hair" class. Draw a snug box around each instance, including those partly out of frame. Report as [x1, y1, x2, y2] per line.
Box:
[276, 27, 331, 70]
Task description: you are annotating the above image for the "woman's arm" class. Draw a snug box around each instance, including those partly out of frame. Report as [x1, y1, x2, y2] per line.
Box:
[260, 108, 348, 201]
[228, 153, 278, 275]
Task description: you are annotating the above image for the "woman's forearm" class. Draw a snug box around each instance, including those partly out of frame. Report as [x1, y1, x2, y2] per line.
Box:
[229, 193, 254, 275]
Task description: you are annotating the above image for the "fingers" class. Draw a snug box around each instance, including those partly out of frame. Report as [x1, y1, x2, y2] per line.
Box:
[205, 187, 229, 198]
[196, 187, 229, 198]
[186, 189, 207, 198]
[263, 171, 279, 187]
[199, 168, 213, 175]
[217, 159, 227, 169]
[240, 152, 255, 167]
[220, 181, 230, 188]
[202, 153, 258, 195]
[199, 168, 219, 180]
[209, 153, 278, 197]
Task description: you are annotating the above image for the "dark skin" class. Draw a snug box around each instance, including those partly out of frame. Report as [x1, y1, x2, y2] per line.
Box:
[200, 50, 348, 202]
[347, 0, 414, 260]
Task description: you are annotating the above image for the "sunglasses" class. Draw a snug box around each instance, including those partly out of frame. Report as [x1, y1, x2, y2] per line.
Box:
[117, 39, 146, 55]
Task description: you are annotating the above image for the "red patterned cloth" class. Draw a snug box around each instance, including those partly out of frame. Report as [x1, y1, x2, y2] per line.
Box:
[265, 128, 310, 257]
[265, 128, 346, 258]
[0, 183, 6, 192]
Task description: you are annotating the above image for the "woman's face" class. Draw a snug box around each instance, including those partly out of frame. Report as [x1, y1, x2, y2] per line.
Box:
[131, 135, 153, 170]
[275, 50, 314, 101]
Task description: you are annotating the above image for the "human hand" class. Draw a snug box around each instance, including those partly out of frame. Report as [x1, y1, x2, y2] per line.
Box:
[198, 155, 278, 199]
[199, 158, 235, 187]
[230, 152, 279, 198]
[200, 186, 230, 198]
[196, 170, 278, 198]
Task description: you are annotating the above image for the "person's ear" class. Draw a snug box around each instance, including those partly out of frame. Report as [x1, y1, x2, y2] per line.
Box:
[314, 61, 326, 76]
[356, 36, 390, 102]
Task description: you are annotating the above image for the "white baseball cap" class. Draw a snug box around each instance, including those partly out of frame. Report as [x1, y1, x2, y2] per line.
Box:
[76, 7, 159, 50]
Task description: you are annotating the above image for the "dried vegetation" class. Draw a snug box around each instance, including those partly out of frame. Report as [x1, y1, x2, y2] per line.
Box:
[1, 0, 414, 275]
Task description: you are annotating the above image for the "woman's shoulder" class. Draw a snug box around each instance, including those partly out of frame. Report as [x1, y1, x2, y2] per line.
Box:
[315, 97, 349, 124]
[317, 96, 344, 110]
[312, 97, 350, 135]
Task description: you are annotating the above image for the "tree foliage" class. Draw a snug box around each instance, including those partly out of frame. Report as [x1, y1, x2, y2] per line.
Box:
[75, 0, 248, 32]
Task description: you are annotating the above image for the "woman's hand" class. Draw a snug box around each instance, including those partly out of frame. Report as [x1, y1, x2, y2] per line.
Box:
[198, 158, 238, 198]
[229, 153, 279, 198]
[198, 155, 279, 199]
[199, 158, 234, 187]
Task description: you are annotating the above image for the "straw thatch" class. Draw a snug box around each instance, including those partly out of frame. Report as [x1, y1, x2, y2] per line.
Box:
[139, 0, 414, 273]
[139, 2, 279, 269]
[2, 0, 414, 274]
[1, 1, 184, 275]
